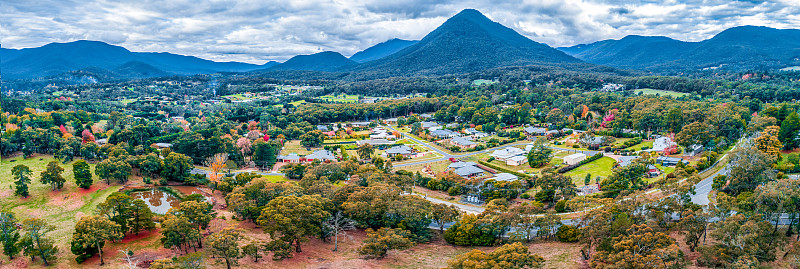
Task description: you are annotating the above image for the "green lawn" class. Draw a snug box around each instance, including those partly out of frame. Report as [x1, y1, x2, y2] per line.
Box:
[563, 157, 617, 186]
[0, 155, 120, 265]
[319, 94, 359, 103]
[282, 140, 315, 155]
[629, 140, 654, 151]
[635, 88, 689, 98]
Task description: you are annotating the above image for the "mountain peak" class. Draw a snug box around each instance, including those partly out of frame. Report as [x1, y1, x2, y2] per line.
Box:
[269, 51, 356, 72]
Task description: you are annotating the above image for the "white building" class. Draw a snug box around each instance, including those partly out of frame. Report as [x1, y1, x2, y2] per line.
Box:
[563, 153, 587, 166]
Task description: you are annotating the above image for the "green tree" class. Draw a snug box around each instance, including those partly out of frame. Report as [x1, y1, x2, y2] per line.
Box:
[780, 112, 800, 149]
[19, 218, 58, 266]
[0, 211, 21, 259]
[207, 227, 244, 269]
[130, 200, 156, 235]
[675, 121, 712, 148]
[300, 130, 325, 147]
[679, 208, 710, 252]
[40, 161, 65, 191]
[163, 152, 194, 182]
[446, 242, 545, 269]
[11, 165, 31, 197]
[556, 225, 579, 242]
[71, 215, 123, 266]
[252, 141, 277, 171]
[243, 242, 262, 262]
[526, 141, 553, 168]
[160, 214, 201, 254]
[357, 144, 375, 160]
[73, 160, 93, 189]
[431, 204, 460, 233]
[173, 201, 215, 234]
[358, 227, 414, 259]
[257, 195, 331, 255]
[96, 192, 133, 233]
[139, 153, 163, 178]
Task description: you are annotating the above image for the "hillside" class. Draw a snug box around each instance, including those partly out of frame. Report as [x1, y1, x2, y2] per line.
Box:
[349, 39, 418, 63]
[351, 9, 583, 77]
[0, 40, 271, 79]
[560, 26, 800, 72]
[268, 51, 357, 72]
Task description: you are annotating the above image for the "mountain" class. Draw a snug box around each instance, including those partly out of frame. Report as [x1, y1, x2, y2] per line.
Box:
[351, 9, 583, 77]
[0, 40, 273, 79]
[349, 39, 418, 63]
[560, 26, 800, 72]
[268, 51, 357, 72]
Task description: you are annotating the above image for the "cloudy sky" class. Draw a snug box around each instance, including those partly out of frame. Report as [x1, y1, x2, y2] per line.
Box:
[2, 0, 799, 64]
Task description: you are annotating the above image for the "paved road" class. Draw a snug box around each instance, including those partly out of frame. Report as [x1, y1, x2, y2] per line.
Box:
[691, 164, 729, 205]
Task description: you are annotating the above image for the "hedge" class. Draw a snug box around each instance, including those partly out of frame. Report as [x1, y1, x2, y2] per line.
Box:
[478, 161, 531, 179]
[557, 153, 604, 173]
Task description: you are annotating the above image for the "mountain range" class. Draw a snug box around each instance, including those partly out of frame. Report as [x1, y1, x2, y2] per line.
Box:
[559, 26, 800, 72]
[2, 9, 800, 80]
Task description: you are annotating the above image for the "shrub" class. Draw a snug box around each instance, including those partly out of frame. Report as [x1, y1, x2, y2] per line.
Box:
[556, 225, 579, 242]
[555, 200, 568, 213]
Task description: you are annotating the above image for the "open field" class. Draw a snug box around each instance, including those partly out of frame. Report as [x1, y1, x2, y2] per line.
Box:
[319, 94, 359, 103]
[564, 157, 616, 185]
[635, 88, 689, 98]
[281, 140, 316, 155]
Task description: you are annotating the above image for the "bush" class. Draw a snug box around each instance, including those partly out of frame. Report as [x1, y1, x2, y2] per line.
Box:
[520, 193, 531, 199]
[443, 216, 496, 246]
[487, 157, 495, 162]
[554, 200, 568, 213]
[556, 225, 579, 242]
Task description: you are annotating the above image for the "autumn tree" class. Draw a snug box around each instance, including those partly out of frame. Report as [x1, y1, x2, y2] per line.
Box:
[73, 160, 93, 189]
[11, 164, 31, 197]
[71, 215, 123, 266]
[258, 195, 331, 255]
[324, 211, 356, 251]
[358, 228, 414, 259]
[40, 161, 65, 191]
[204, 153, 228, 188]
[207, 227, 244, 269]
[0, 211, 21, 260]
[590, 224, 684, 269]
[754, 125, 782, 158]
[19, 218, 58, 266]
[446, 242, 545, 269]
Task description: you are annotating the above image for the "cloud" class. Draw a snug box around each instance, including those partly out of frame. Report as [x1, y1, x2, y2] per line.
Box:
[1, 0, 799, 64]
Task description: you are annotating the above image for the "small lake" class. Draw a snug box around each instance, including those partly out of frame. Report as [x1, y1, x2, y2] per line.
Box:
[129, 189, 181, 215]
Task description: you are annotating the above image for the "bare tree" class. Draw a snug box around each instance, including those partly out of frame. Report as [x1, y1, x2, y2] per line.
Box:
[324, 211, 356, 251]
[119, 249, 139, 269]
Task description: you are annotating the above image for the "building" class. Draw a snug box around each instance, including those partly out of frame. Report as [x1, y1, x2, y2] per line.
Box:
[431, 129, 459, 138]
[506, 155, 528, 166]
[448, 162, 486, 178]
[647, 164, 661, 177]
[277, 153, 301, 163]
[385, 145, 413, 158]
[563, 153, 587, 165]
[350, 121, 371, 128]
[577, 184, 600, 196]
[384, 118, 399, 125]
[648, 136, 677, 152]
[490, 147, 526, 161]
[451, 137, 477, 149]
[656, 156, 686, 167]
[616, 156, 641, 167]
[523, 127, 547, 136]
[420, 121, 439, 129]
[463, 128, 488, 138]
[685, 144, 704, 157]
[488, 173, 519, 182]
[356, 139, 395, 147]
[305, 150, 336, 162]
[152, 143, 173, 149]
[316, 125, 329, 131]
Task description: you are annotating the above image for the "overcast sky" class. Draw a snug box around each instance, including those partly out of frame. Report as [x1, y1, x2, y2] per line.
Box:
[2, 0, 799, 64]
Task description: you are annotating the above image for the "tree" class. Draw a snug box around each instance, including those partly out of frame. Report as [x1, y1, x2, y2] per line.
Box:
[242, 243, 262, 262]
[139, 153, 163, 179]
[0, 211, 21, 260]
[590, 224, 684, 269]
[300, 130, 325, 148]
[11, 165, 31, 197]
[73, 160, 93, 189]
[675, 121, 712, 148]
[129, 200, 156, 236]
[207, 227, 244, 269]
[699, 214, 783, 266]
[19, 218, 58, 266]
[679, 208, 710, 252]
[357, 144, 374, 160]
[431, 204, 460, 233]
[754, 125, 783, 158]
[174, 201, 215, 233]
[527, 140, 553, 168]
[358, 228, 414, 259]
[71, 215, 123, 266]
[163, 152, 194, 182]
[96, 192, 133, 233]
[251, 141, 277, 171]
[257, 195, 331, 254]
[40, 161, 65, 191]
[160, 214, 200, 254]
[323, 211, 356, 251]
[204, 153, 228, 187]
[556, 225, 579, 242]
[446, 242, 545, 269]
[723, 142, 775, 195]
[780, 112, 800, 149]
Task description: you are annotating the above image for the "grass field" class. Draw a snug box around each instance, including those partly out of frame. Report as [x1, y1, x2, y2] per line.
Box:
[635, 88, 689, 98]
[281, 140, 315, 155]
[564, 157, 616, 185]
[629, 140, 654, 151]
[319, 94, 359, 103]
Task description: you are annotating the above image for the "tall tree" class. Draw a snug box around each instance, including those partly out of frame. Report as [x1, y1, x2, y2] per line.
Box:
[357, 144, 374, 161]
[430, 204, 461, 233]
[40, 161, 65, 191]
[162, 152, 194, 182]
[257, 195, 331, 254]
[207, 227, 244, 269]
[780, 112, 800, 149]
[754, 126, 783, 158]
[96, 192, 133, 233]
[71, 215, 123, 266]
[323, 211, 356, 251]
[11, 165, 31, 197]
[73, 160, 93, 189]
[527, 140, 553, 168]
[130, 200, 156, 235]
[19, 218, 58, 266]
[300, 130, 325, 147]
[0, 211, 21, 260]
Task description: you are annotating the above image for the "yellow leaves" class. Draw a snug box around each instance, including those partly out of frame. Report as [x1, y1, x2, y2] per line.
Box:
[754, 125, 782, 158]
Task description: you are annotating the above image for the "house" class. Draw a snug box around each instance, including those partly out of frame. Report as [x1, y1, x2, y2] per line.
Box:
[577, 184, 600, 196]
[350, 121, 371, 128]
[152, 143, 173, 149]
[431, 129, 459, 138]
[356, 139, 395, 146]
[648, 136, 677, 152]
[563, 153, 587, 165]
[451, 137, 477, 149]
[277, 153, 301, 163]
[488, 173, 519, 182]
[448, 162, 486, 178]
[384, 118, 399, 125]
[523, 127, 547, 136]
[95, 138, 108, 145]
[385, 145, 413, 158]
[490, 147, 526, 161]
[420, 121, 439, 129]
[617, 156, 641, 167]
[685, 144, 704, 157]
[463, 128, 489, 138]
[445, 123, 459, 129]
[545, 130, 561, 137]
[506, 155, 528, 166]
[316, 125, 329, 131]
[322, 131, 336, 137]
[656, 156, 686, 167]
[305, 150, 336, 162]
[647, 164, 661, 177]
[419, 113, 433, 119]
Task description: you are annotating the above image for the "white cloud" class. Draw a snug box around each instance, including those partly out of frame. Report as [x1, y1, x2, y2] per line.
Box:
[1, 0, 799, 64]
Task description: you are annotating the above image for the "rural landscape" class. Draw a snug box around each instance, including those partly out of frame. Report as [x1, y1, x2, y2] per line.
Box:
[3, 2, 800, 269]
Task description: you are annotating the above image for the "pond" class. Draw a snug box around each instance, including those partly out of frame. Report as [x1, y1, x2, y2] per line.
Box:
[129, 188, 181, 215]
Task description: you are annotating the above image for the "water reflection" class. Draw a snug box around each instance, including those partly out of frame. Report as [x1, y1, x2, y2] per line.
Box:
[129, 189, 181, 215]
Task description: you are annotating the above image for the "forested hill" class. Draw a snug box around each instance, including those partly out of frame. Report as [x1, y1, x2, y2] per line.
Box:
[349, 39, 418, 63]
[560, 26, 800, 73]
[267, 51, 357, 72]
[350, 9, 584, 77]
